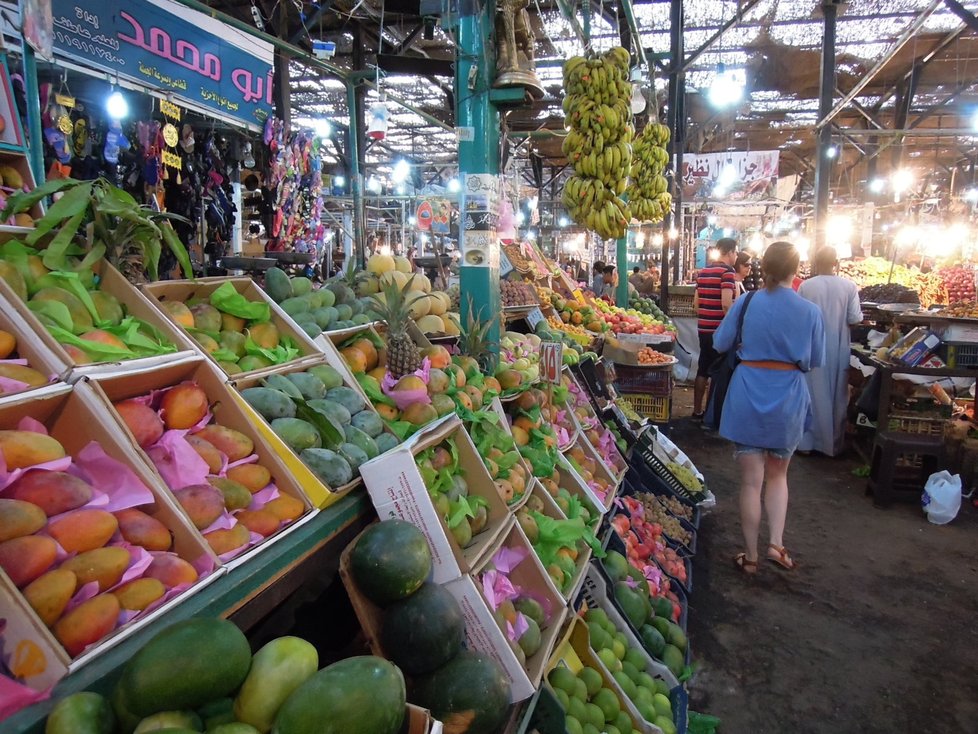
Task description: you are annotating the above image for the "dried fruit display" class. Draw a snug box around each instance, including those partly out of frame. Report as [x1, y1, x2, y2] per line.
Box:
[839, 257, 946, 307]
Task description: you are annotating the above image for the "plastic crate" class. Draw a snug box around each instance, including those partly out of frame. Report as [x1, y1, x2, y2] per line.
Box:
[621, 392, 671, 423]
[604, 522, 692, 594]
[939, 341, 978, 369]
[666, 293, 696, 318]
[614, 364, 674, 396]
[632, 434, 705, 503]
[619, 479, 698, 556]
[887, 413, 946, 437]
[624, 472, 702, 531]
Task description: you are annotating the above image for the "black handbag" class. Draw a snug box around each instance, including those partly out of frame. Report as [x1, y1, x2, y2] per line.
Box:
[704, 291, 756, 430]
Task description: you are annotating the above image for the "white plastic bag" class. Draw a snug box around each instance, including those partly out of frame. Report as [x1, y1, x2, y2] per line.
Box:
[921, 471, 962, 525]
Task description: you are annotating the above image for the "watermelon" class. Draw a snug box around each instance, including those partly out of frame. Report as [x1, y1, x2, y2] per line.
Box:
[350, 521, 432, 606]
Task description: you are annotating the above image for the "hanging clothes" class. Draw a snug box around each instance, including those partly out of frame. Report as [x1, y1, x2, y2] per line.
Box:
[797, 274, 863, 456]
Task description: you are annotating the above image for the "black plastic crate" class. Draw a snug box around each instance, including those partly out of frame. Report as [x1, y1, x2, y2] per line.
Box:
[938, 341, 978, 369]
[573, 357, 611, 400]
[627, 462, 703, 530]
[633, 433, 706, 503]
[620, 477, 698, 555]
[613, 363, 674, 396]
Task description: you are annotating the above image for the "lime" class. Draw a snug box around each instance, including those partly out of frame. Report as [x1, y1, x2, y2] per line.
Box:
[636, 671, 657, 692]
[584, 608, 609, 627]
[573, 677, 588, 701]
[565, 715, 584, 734]
[605, 727, 622, 734]
[623, 647, 647, 671]
[633, 686, 653, 706]
[567, 696, 588, 723]
[548, 666, 578, 696]
[614, 631, 628, 648]
[612, 670, 637, 700]
[554, 688, 570, 711]
[582, 724, 599, 734]
[579, 666, 603, 697]
[653, 693, 672, 718]
[592, 688, 621, 722]
[584, 702, 605, 729]
[611, 638, 626, 660]
[638, 701, 657, 723]
[621, 660, 641, 683]
[655, 715, 677, 734]
[615, 711, 633, 732]
[589, 624, 611, 652]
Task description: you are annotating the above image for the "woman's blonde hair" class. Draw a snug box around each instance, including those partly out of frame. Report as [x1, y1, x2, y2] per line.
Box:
[761, 241, 800, 291]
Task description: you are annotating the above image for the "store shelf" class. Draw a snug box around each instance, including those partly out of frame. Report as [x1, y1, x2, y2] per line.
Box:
[0, 492, 372, 734]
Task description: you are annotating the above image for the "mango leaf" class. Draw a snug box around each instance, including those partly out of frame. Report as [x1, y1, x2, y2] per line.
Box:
[135, 229, 162, 282]
[74, 241, 106, 274]
[159, 223, 194, 279]
[384, 419, 417, 441]
[38, 209, 86, 272]
[27, 180, 94, 245]
[0, 177, 82, 219]
[27, 300, 73, 332]
[295, 398, 345, 449]
[210, 282, 270, 321]
[37, 271, 100, 323]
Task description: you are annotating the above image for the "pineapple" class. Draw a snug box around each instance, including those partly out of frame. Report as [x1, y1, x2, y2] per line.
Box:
[370, 276, 422, 378]
[456, 297, 497, 371]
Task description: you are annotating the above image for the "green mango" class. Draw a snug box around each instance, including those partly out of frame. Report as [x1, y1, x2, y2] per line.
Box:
[46, 692, 116, 734]
[233, 636, 318, 733]
[271, 418, 322, 453]
[301, 448, 353, 487]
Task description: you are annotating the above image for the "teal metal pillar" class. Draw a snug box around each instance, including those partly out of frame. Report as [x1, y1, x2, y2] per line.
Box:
[21, 45, 44, 185]
[615, 234, 628, 306]
[345, 82, 365, 268]
[457, 0, 501, 363]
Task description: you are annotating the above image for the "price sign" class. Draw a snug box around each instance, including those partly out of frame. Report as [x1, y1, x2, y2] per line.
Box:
[540, 342, 562, 384]
[525, 307, 545, 329]
[500, 249, 514, 276]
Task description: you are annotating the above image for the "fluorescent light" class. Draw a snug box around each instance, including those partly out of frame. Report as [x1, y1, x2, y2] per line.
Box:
[869, 178, 885, 193]
[707, 65, 744, 109]
[447, 178, 460, 192]
[313, 119, 332, 138]
[334, 175, 345, 187]
[891, 169, 914, 194]
[392, 159, 410, 183]
[106, 91, 128, 120]
[558, 215, 569, 227]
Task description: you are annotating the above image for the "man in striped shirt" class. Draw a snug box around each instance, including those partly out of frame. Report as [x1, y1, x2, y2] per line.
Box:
[692, 237, 739, 419]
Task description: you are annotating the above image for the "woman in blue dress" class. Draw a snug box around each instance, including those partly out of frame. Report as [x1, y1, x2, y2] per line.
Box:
[713, 241, 825, 574]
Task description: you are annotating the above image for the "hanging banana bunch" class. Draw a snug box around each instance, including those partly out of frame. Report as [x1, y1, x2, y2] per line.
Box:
[625, 120, 673, 223]
[560, 47, 634, 241]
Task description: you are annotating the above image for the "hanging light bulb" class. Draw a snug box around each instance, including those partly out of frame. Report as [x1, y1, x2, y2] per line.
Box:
[392, 159, 410, 183]
[630, 68, 646, 114]
[313, 119, 332, 138]
[708, 64, 744, 109]
[106, 90, 128, 120]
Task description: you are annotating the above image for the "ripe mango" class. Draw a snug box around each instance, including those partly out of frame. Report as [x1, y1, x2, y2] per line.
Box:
[263, 495, 305, 522]
[247, 322, 280, 350]
[0, 364, 48, 390]
[237, 355, 273, 372]
[22, 568, 77, 626]
[114, 508, 172, 551]
[60, 546, 131, 591]
[31, 287, 93, 334]
[226, 464, 272, 493]
[4, 470, 94, 516]
[0, 430, 66, 469]
[61, 343, 93, 365]
[0, 498, 46, 541]
[204, 524, 250, 555]
[234, 510, 279, 537]
[172, 484, 225, 530]
[186, 435, 223, 473]
[47, 509, 119, 553]
[160, 383, 209, 430]
[112, 577, 166, 611]
[89, 291, 124, 326]
[222, 312, 247, 332]
[54, 593, 120, 656]
[0, 535, 58, 587]
[114, 400, 164, 448]
[194, 425, 254, 461]
[0, 260, 27, 301]
[144, 555, 198, 588]
[208, 477, 252, 511]
[162, 301, 195, 329]
[191, 303, 222, 333]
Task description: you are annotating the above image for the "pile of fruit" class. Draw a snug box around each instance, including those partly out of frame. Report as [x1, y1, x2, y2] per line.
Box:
[549, 293, 608, 333]
[627, 293, 671, 324]
[240, 362, 399, 490]
[516, 498, 594, 596]
[839, 257, 946, 308]
[565, 442, 614, 508]
[0, 327, 51, 397]
[542, 313, 594, 345]
[611, 509, 687, 586]
[626, 121, 672, 224]
[937, 266, 976, 303]
[546, 661, 644, 734]
[583, 608, 678, 733]
[635, 347, 673, 365]
[114, 381, 307, 558]
[667, 461, 703, 494]
[466, 410, 532, 506]
[564, 373, 601, 430]
[349, 520, 511, 733]
[616, 398, 643, 424]
[580, 424, 627, 478]
[416, 436, 491, 549]
[263, 265, 377, 337]
[0, 427, 207, 657]
[364, 255, 460, 338]
[937, 301, 978, 319]
[592, 299, 675, 336]
[44, 615, 413, 734]
[561, 48, 634, 241]
[497, 331, 543, 394]
[501, 278, 539, 308]
[636, 494, 693, 547]
[858, 282, 919, 304]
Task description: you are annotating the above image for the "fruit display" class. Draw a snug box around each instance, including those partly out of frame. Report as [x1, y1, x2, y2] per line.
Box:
[583, 608, 678, 733]
[348, 521, 513, 734]
[546, 660, 643, 734]
[415, 436, 491, 549]
[858, 282, 919, 304]
[239, 362, 400, 491]
[565, 441, 615, 509]
[563, 372, 601, 430]
[626, 120, 673, 224]
[43, 617, 411, 734]
[634, 494, 693, 547]
[610, 509, 688, 587]
[0, 326, 54, 398]
[635, 347, 674, 365]
[501, 277, 539, 308]
[616, 398, 643, 424]
[580, 424, 627, 478]
[504, 389, 565, 485]
[561, 48, 634, 241]
[263, 264, 378, 337]
[937, 265, 976, 303]
[592, 299, 675, 336]
[0, 412, 210, 658]
[466, 408, 532, 506]
[363, 254, 460, 338]
[667, 461, 704, 494]
[627, 293, 672, 324]
[937, 301, 978, 319]
[839, 257, 945, 307]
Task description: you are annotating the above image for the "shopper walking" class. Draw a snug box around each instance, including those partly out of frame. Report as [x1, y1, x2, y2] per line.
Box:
[712, 241, 825, 574]
[691, 238, 739, 419]
[798, 246, 863, 456]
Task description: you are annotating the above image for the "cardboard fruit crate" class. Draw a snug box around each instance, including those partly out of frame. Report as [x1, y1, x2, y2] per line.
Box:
[86, 355, 317, 567]
[359, 414, 512, 584]
[0, 261, 198, 380]
[141, 277, 321, 380]
[562, 435, 619, 512]
[0, 288, 67, 407]
[0, 384, 221, 669]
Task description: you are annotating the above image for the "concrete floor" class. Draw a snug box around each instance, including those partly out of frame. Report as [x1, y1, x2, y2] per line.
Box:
[668, 385, 978, 734]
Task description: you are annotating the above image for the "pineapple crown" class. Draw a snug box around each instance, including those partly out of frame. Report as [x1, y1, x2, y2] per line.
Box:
[369, 275, 424, 330]
[455, 297, 497, 366]
[340, 258, 369, 287]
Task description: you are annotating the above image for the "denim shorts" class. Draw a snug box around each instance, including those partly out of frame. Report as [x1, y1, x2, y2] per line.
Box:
[733, 444, 795, 460]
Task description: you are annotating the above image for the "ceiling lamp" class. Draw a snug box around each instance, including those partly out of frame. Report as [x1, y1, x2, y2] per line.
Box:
[106, 90, 128, 120]
[630, 68, 646, 115]
[392, 159, 410, 184]
[707, 64, 743, 109]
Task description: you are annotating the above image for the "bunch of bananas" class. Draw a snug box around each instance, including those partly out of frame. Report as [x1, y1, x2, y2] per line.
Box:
[561, 48, 634, 241]
[626, 121, 673, 223]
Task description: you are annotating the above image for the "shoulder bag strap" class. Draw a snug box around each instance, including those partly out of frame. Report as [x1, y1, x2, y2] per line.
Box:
[734, 290, 756, 348]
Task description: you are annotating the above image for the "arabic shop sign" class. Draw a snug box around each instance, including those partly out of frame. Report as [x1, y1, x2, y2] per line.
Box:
[680, 150, 780, 202]
[51, 0, 274, 128]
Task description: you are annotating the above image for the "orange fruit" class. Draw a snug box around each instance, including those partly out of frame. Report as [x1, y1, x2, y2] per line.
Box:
[368, 366, 388, 382]
[352, 338, 379, 371]
[374, 403, 399, 421]
[340, 346, 368, 373]
[0, 330, 15, 359]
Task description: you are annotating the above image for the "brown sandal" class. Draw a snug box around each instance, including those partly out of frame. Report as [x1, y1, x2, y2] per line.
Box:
[767, 544, 797, 570]
[734, 553, 757, 575]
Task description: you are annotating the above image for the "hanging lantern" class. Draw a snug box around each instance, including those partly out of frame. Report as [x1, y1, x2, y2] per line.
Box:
[367, 102, 389, 141]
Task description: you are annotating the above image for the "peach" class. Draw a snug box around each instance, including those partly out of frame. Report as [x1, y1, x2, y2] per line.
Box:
[47, 510, 118, 554]
[0, 431, 66, 470]
[23, 568, 77, 626]
[0, 535, 57, 587]
[112, 577, 166, 611]
[143, 555, 198, 588]
[3, 470, 94, 516]
[172, 484, 225, 530]
[159, 383, 208, 429]
[60, 546, 131, 591]
[234, 510, 279, 537]
[204, 523, 250, 555]
[113, 400, 164, 448]
[0, 498, 46, 542]
[225, 464, 272, 493]
[114, 508, 172, 551]
[193, 425, 254, 462]
[263, 495, 305, 522]
[54, 593, 120, 656]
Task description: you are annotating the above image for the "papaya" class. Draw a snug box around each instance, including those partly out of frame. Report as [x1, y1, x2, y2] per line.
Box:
[233, 636, 319, 733]
[349, 520, 432, 606]
[381, 583, 464, 675]
[412, 650, 511, 734]
[117, 618, 252, 717]
[240, 387, 296, 421]
[272, 419, 321, 454]
[264, 267, 293, 303]
[4, 470, 93, 516]
[45, 691, 116, 734]
[300, 448, 351, 487]
[54, 593, 120, 656]
[0, 498, 46, 541]
[0, 430, 66, 469]
[273, 656, 404, 734]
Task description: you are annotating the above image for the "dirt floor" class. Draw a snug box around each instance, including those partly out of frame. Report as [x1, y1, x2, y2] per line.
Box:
[669, 385, 978, 734]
